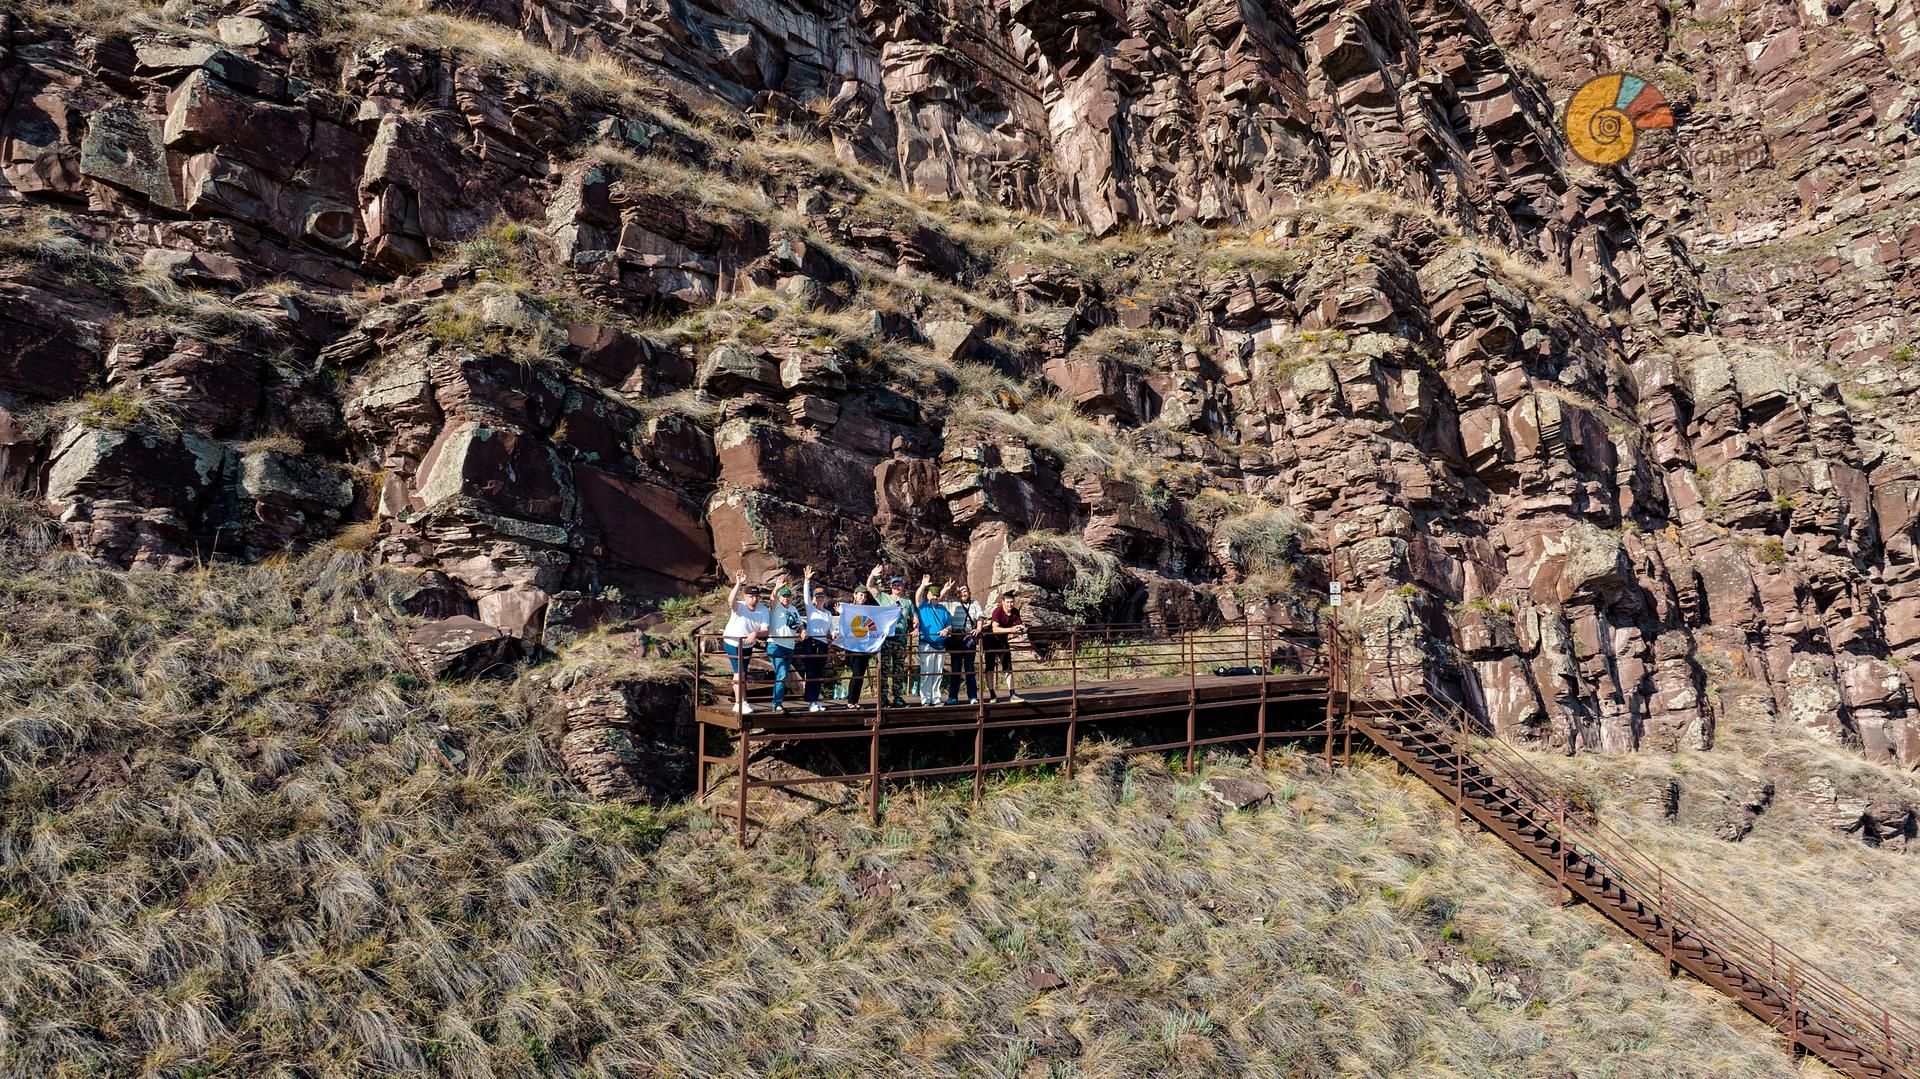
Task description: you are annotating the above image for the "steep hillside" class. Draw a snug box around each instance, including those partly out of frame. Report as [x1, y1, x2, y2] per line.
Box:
[0, 541, 1886, 1078]
[1481, 0, 1920, 370]
[5, 0, 1920, 1073]
[4, 0, 1920, 798]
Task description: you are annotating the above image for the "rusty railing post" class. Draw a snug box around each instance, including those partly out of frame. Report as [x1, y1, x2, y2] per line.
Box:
[1661, 869, 1676, 977]
[973, 680, 986, 807]
[1323, 613, 1336, 768]
[735, 724, 751, 849]
[1185, 630, 1198, 772]
[869, 719, 881, 824]
[870, 646, 886, 825]
[695, 630, 705, 710]
[1066, 630, 1080, 779]
[696, 631, 709, 803]
[1454, 703, 1466, 828]
[1256, 622, 1270, 768]
[1787, 968, 1800, 1061]
[1557, 802, 1571, 907]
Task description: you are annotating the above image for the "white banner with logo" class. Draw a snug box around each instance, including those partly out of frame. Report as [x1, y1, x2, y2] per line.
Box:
[832, 604, 902, 655]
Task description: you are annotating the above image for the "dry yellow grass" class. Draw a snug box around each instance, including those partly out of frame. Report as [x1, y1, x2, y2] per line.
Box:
[0, 545, 1832, 1077]
[13, 0, 179, 34]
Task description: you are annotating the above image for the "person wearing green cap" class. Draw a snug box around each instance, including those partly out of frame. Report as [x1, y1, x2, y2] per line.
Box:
[763, 573, 803, 712]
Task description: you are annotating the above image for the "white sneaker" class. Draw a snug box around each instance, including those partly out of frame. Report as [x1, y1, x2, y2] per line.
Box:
[968, 698, 979, 705]
[809, 703, 824, 713]
[735, 702, 754, 714]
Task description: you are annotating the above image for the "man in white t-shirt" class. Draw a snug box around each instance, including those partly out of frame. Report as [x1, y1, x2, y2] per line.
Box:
[722, 575, 771, 714]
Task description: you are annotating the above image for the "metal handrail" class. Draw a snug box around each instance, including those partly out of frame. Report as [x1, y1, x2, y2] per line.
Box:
[695, 616, 1344, 847]
[692, 618, 1326, 710]
[1362, 694, 1920, 1074]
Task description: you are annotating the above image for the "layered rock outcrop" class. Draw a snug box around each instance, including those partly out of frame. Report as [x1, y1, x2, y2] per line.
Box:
[3, 0, 1918, 779]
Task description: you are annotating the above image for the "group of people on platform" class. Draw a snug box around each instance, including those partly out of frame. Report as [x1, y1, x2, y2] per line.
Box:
[720, 564, 1029, 715]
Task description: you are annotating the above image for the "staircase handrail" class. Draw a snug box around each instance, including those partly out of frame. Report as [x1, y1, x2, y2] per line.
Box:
[1358, 693, 1920, 1074]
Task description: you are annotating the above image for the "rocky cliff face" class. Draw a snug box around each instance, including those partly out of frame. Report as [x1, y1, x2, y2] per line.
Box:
[1482, 0, 1920, 366]
[2, 0, 1918, 785]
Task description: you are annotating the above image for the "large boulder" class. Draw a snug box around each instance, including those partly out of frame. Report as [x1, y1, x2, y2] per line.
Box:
[0, 282, 108, 399]
[536, 670, 691, 802]
[235, 447, 354, 551]
[574, 466, 712, 591]
[410, 422, 572, 520]
[406, 616, 524, 679]
[45, 424, 231, 568]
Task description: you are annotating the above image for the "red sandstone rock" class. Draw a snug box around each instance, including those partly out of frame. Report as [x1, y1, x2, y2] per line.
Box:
[406, 615, 525, 679]
[4, 0, 1920, 781]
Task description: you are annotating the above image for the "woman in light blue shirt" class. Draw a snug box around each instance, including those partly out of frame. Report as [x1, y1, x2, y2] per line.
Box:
[913, 575, 953, 706]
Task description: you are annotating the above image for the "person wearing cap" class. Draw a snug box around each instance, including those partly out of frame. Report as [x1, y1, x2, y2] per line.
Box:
[913, 575, 953, 706]
[982, 587, 1027, 703]
[866, 563, 916, 708]
[839, 580, 878, 706]
[763, 573, 804, 712]
[798, 564, 836, 712]
[722, 574, 772, 714]
[944, 582, 983, 705]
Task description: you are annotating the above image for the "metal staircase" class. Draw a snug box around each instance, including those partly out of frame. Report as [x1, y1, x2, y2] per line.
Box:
[1352, 695, 1920, 1079]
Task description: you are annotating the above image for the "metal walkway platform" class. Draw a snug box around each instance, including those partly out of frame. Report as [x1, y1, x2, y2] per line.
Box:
[692, 621, 1340, 843]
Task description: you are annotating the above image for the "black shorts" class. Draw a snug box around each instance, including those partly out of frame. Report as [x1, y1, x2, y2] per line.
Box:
[983, 646, 1012, 674]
